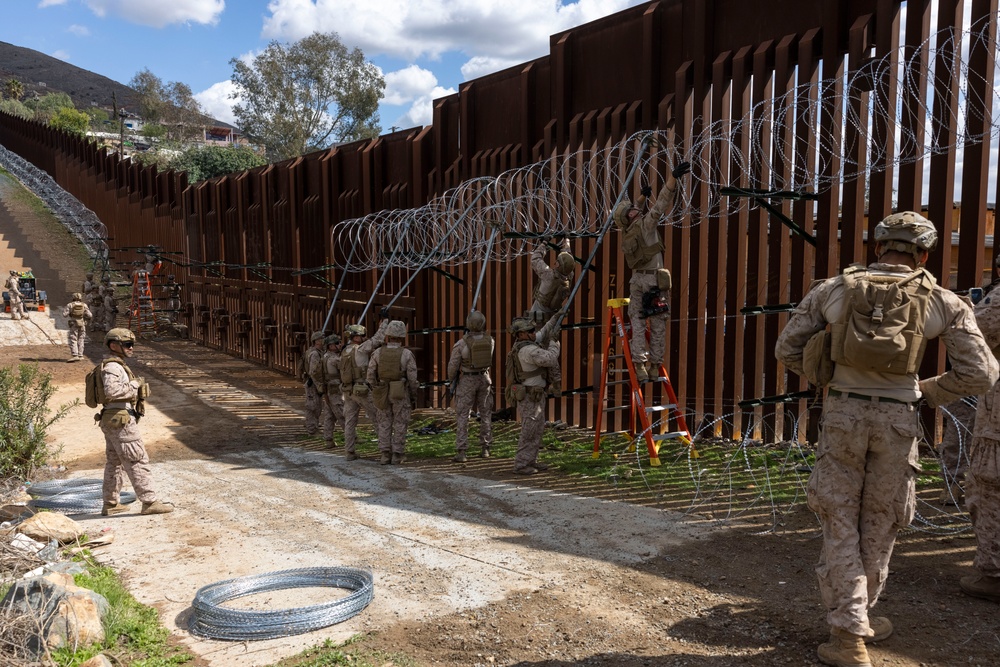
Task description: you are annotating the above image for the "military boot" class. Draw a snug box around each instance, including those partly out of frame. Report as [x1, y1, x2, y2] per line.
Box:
[960, 574, 1000, 602]
[345, 451, 359, 461]
[867, 616, 892, 642]
[452, 452, 467, 463]
[101, 501, 131, 516]
[391, 453, 406, 465]
[480, 446, 491, 458]
[379, 453, 392, 465]
[817, 628, 871, 667]
[140, 500, 174, 515]
[633, 363, 649, 383]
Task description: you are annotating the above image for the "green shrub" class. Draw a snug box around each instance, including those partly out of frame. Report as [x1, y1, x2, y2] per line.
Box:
[0, 364, 71, 479]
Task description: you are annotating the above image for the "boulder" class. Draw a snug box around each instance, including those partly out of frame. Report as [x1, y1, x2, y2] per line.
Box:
[18, 512, 84, 545]
[79, 656, 113, 667]
[1, 572, 109, 655]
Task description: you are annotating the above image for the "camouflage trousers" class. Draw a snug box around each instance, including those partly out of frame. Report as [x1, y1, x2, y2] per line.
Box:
[100, 413, 157, 504]
[91, 305, 104, 331]
[166, 298, 180, 322]
[9, 295, 24, 320]
[807, 393, 919, 637]
[68, 324, 87, 356]
[344, 391, 376, 454]
[628, 272, 667, 366]
[939, 398, 976, 483]
[104, 309, 116, 331]
[374, 399, 412, 455]
[967, 436, 1000, 576]
[454, 373, 493, 453]
[304, 383, 322, 435]
[321, 389, 345, 441]
[514, 391, 547, 470]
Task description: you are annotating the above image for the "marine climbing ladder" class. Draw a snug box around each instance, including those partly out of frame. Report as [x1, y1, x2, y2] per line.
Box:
[127, 270, 156, 336]
[593, 298, 695, 465]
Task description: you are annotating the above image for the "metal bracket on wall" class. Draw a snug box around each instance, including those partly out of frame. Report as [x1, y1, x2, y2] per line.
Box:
[741, 303, 798, 316]
[720, 186, 819, 247]
[738, 390, 816, 409]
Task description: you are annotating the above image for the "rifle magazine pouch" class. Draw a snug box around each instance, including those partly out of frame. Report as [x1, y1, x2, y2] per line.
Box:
[372, 384, 389, 411]
[100, 408, 130, 429]
[803, 330, 834, 387]
[388, 379, 406, 402]
[352, 383, 369, 397]
[656, 268, 672, 292]
[514, 385, 528, 402]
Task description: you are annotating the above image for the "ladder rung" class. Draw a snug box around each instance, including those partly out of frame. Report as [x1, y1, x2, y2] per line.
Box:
[645, 404, 677, 413]
[607, 354, 626, 360]
[606, 379, 631, 386]
[604, 405, 631, 412]
[652, 432, 689, 441]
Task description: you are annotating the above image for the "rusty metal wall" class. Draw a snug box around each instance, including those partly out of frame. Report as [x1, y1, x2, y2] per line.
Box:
[0, 0, 995, 440]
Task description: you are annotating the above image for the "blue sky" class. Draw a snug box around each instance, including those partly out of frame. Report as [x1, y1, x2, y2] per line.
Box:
[0, 0, 645, 132]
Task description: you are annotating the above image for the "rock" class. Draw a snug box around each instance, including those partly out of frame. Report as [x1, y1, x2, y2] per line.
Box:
[18, 512, 84, 544]
[1, 572, 109, 656]
[0, 503, 32, 520]
[79, 655, 113, 667]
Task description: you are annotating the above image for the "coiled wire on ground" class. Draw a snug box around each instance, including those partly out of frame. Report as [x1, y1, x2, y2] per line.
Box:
[27, 478, 136, 514]
[189, 567, 375, 640]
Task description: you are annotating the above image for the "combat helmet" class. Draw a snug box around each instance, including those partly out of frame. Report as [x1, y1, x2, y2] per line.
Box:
[311, 331, 326, 342]
[85, 272, 94, 279]
[556, 252, 575, 276]
[386, 320, 407, 338]
[509, 316, 536, 335]
[465, 310, 486, 332]
[345, 324, 366, 339]
[105, 327, 136, 346]
[72, 292, 83, 301]
[874, 211, 938, 259]
[325, 333, 342, 346]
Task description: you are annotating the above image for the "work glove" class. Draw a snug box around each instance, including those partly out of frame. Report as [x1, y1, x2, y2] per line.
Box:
[640, 185, 652, 198]
[547, 380, 562, 398]
[671, 161, 691, 179]
[379, 307, 390, 319]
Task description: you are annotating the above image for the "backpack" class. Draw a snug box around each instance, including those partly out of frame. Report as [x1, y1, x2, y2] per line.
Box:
[829, 265, 935, 375]
[85, 359, 132, 408]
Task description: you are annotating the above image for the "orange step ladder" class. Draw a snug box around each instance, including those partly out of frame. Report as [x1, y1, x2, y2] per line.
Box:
[127, 270, 157, 336]
[593, 298, 695, 466]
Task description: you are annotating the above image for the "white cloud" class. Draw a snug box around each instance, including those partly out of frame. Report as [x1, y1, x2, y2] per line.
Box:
[195, 80, 239, 125]
[83, 0, 225, 28]
[67, 24, 91, 36]
[460, 56, 522, 80]
[39, 0, 69, 7]
[262, 0, 642, 66]
[383, 65, 438, 106]
[52, 49, 71, 61]
[394, 85, 456, 129]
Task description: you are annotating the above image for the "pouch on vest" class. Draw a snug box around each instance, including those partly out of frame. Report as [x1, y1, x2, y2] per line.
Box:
[84, 366, 101, 408]
[656, 268, 672, 292]
[388, 379, 407, 402]
[70, 303, 86, 318]
[466, 335, 493, 371]
[830, 267, 933, 375]
[372, 384, 389, 411]
[352, 383, 369, 397]
[803, 330, 834, 387]
[101, 408, 130, 429]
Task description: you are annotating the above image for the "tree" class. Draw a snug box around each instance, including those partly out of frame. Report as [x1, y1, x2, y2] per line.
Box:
[172, 144, 267, 182]
[25, 92, 74, 123]
[0, 99, 32, 120]
[230, 32, 384, 161]
[86, 107, 110, 132]
[49, 107, 90, 135]
[128, 69, 205, 144]
[5, 78, 24, 101]
[142, 123, 168, 142]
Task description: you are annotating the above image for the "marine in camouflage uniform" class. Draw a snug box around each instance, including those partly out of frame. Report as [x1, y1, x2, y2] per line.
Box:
[102, 279, 117, 331]
[164, 275, 182, 322]
[82, 272, 95, 299]
[321, 333, 346, 447]
[775, 212, 997, 667]
[303, 331, 326, 436]
[6, 270, 25, 320]
[526, 237, 575, 324]
[507, 316, 561, 474]
[367, 321, 419, 464]
[611, 160, 690, 382]
[341, 320, 388, 460]
[963, 262, 1000, 603]
[447, 310, 495, 461]
[90, 282, 105, 332]
[98, 328, 173, 516]
[61, 292, 92, 360]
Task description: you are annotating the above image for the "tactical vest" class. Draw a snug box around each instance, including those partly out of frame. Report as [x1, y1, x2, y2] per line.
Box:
[307, 347, 326, 386]
[376, 347, 404, 382]
[340, 343, 364, 386]
[507, 341, 548, 384]
[94, 358, 136, 407]
[70, 302, 86, 318]
[462, 334, 493, 372]
[621, 220, 664, 270]
[532, 276, 570, 312]
[830, 265, 934, 375]
[324, 351, 342, 384]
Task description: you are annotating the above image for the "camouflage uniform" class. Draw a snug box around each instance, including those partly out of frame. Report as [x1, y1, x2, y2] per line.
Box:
[321, 340, 346, 443]
[617, 183, 677, 370]
[526, 238, 572, 322]
[61, 295, 92, 358]
[367, 340, 419, 459]
[6, 273, 24, 320]
[103, 287, 117, 331]
[775, 262, 997, 638]
[447, 329, 495, 457]
[164, 280, 181, 322]
[304, 338, 325, 436]
[510, 336, 561, 472]
[968, 290, 1000, 581]
[100, 358, 158, 505]
[90, 288, 105, 332]
[341, 321, 387, 456]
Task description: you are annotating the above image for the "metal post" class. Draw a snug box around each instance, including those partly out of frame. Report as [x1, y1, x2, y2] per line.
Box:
[358, 218, 415, 322]
[470, 226, 499, 312]
[320, 237, 359, 332]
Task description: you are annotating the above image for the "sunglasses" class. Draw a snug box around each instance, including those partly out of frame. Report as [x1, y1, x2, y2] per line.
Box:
[121, 341, 134, 349]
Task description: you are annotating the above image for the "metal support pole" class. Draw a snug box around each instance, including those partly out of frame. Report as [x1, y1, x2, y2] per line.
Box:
[321, 231, 360, 332]
[359, 219, 415, 322]
[470, 226, 499, 312]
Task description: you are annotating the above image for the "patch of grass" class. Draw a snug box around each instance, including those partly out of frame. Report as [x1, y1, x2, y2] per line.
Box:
[271, 636, 415, 667]
[48, 554, 192, 667]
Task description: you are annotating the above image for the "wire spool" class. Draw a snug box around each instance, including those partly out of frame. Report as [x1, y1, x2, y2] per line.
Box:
[189, 566, 375, 640]
[27, 478, 137, 514]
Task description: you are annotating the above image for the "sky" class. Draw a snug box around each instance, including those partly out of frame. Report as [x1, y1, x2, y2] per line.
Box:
[0, 0, 646, 132]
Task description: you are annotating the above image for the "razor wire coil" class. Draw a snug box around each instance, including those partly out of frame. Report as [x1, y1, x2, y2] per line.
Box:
[26, 478, 137, 514]
[189, 566, 374, 641]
